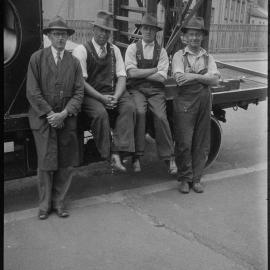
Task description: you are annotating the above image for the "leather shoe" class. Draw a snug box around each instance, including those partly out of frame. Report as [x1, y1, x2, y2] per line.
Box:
[132, 158, 141, 172]
[111, 154, 127, 172]
[192, 183, 204, 193]
[38, 210, 49, 220]
[178, 181, 190, 194]
[54, 208, 70, 218]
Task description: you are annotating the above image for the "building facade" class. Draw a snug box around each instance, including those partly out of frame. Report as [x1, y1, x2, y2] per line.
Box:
[43, 0, 268, 25]
[42, 0, 109, 21]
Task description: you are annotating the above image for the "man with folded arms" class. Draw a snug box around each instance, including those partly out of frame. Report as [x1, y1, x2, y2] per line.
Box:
[172, 17, 220, 194]
[125, 14, 177, 175]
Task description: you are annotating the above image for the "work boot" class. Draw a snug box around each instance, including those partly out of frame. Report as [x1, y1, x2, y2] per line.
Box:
[192, 182, 204, 193]
[178, 181, 190, 194]
[111, 153, 127, 172]
[165, 157, 178, 175]
[132, 157, 141, 172]
[38, 210, 49, 220]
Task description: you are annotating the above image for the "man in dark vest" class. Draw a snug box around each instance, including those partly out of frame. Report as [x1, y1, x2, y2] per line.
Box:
[26, 16, 84, 219]
[172, 17, 220, 194]
[125, 14, 177, 174]
[73, 11, 135, 172]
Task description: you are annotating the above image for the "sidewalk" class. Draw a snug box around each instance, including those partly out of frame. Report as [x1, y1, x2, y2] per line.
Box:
[4, 166, 267, 270]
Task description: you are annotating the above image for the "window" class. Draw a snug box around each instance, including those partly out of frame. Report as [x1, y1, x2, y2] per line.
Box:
[224, 0, 229, 21]
[230, 0, 235, 22]
[240, 1, 246, 23]
[211, 7, 215, 23]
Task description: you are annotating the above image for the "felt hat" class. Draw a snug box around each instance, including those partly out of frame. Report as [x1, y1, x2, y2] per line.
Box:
[182, 16, 208, 35]
[136, 13, 162, 31]
[43, 16, 75, 36]
[92, 10, 117, 31]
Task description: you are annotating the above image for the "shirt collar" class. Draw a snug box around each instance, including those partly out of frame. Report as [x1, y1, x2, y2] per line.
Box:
[51, 46, 64, 59]
[92, 37, 107, 52]
[183, 46, 208, 57]
[142, 40, 155, 48]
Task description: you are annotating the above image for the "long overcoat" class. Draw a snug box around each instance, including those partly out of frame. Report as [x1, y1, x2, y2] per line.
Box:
[26, 47, 84, 170]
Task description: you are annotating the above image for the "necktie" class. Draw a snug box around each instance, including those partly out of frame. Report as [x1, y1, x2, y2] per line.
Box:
[56, 51, 61, 66]
[99, 46, 106, 59]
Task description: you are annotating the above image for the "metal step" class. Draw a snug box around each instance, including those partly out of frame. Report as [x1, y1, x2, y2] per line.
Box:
[114, 41, 129, 48]
[119, 31, 142, 39]
[115, 15, 141, 24]
[120, 5, 146, 13]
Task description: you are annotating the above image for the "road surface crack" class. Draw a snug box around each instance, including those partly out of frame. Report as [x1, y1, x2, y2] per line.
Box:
[121, 193, 256, 270]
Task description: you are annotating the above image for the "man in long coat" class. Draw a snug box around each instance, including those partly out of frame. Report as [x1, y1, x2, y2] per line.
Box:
[26, 16, 84, 219]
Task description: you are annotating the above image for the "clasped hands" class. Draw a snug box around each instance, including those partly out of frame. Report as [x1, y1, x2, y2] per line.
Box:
[47, 110, 68, 129]
[101, 95, 118, 110]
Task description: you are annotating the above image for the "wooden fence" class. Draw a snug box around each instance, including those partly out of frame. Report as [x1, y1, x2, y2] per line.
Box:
[44, 19, 267, 53]
[209, 24, 268, 53]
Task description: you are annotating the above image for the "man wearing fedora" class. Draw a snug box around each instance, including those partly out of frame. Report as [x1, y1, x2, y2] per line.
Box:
[26, 16, 84, 219]
[125, 14, 177, 174]
[172, 17, 220, 194]
[73, 10, 135, 172]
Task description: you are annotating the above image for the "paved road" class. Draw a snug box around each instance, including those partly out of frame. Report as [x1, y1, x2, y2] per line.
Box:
[4, 168, 267, 270]
[213, 51, 268, 74]
[4, 57, 268, 270]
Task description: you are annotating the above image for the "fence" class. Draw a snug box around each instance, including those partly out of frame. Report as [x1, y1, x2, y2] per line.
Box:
[209, 24, 268, 53]
[44, 19, 267, 53]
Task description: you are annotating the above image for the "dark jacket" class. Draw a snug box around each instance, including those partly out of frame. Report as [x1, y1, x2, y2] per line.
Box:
[26, 46, 84, 170]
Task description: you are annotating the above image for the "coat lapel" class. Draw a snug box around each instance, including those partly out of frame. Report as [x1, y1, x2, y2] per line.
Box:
[46, 46, 57, 73]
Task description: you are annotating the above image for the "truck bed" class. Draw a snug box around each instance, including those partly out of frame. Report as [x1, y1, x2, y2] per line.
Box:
[4, 64, 268, 133]
[164, 63, 267, 110]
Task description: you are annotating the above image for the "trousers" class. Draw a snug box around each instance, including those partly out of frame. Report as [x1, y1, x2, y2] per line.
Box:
[38, 167, 73, 211]
[83, 91, 135, 159]
[173, 83, 211, 183]
[129, 86, 174, 160]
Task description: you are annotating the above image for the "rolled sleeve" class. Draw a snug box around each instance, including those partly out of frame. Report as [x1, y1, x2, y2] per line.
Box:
[172, 50, 185, 75]
[72, 45, 88, 79]
[206, 54, 221, 78]
[157, 48, 169, 79]
[113, 45, 127, 77]
[124, 43, 138, 71]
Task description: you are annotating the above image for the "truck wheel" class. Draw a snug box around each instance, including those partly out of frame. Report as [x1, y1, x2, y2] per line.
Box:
[205, 116, 222, 168]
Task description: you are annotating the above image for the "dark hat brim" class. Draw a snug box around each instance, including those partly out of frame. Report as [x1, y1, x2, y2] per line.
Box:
[135, 23, 162, 31]
[43, 27, 75, 36]
[182, 26, 208, 36]
[92, 22, 117, 32]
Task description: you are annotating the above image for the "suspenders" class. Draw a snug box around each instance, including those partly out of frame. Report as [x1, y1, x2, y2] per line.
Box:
[84, 41, 116, 91]
[135, 39, 161, 68]
[181, 49, 209, 74]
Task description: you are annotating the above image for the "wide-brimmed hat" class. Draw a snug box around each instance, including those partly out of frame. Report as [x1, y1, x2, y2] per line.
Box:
[135, 14, 162, 31]
[182, 17, 208, 35]
[92, 10, 117, 31]
[43, 16, 75, 36]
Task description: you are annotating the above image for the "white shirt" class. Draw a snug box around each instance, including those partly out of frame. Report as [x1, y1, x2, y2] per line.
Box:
[172, 47, 220, 77]
[125, 40, 169, 79]
[51, 46, 64, 64]
[72, 38, 126, 79]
